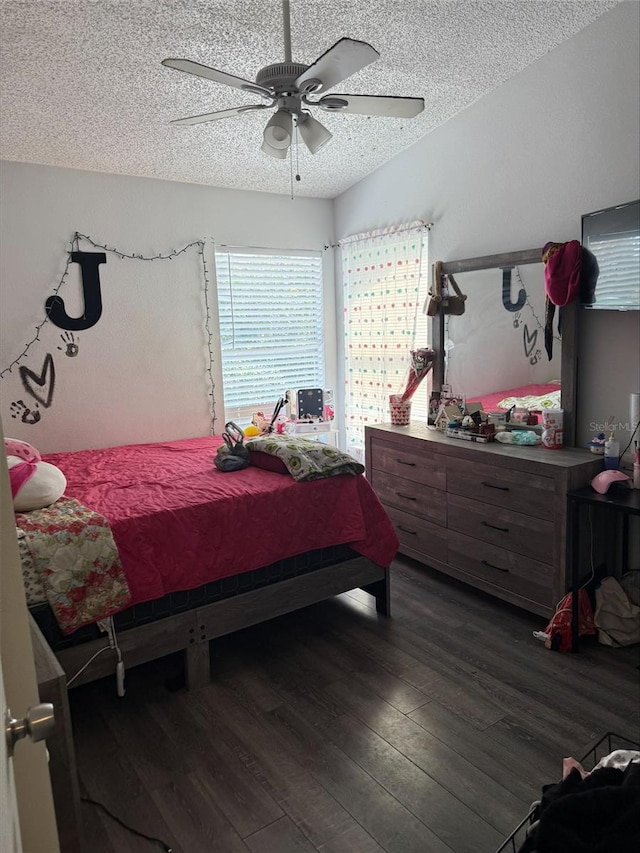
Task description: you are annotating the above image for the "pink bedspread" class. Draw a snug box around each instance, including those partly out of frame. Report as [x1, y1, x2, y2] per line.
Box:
[43, 437, 398, 608]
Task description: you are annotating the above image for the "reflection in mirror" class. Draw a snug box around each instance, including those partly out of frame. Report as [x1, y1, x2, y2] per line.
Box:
[444, 263, 562, 411]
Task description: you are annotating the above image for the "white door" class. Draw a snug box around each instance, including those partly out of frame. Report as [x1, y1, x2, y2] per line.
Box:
[1, 654, 21, 853]
[1, 417, 60, 853]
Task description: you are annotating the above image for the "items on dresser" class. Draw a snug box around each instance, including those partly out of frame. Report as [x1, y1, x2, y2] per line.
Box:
[366, 424, 602, 616]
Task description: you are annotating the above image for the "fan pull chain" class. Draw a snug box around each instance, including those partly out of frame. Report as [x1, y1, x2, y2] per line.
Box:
[290, 136, 294, 200]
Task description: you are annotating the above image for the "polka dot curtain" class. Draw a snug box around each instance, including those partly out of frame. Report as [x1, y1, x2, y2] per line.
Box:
[340, 222, 430, 462]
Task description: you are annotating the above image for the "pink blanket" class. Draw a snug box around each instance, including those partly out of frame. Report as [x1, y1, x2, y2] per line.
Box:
[44, 436, 398, 609]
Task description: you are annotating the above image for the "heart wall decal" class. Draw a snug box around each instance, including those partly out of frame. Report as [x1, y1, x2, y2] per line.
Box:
[523, 324, 538, 358]
[19, 352, 56, 408]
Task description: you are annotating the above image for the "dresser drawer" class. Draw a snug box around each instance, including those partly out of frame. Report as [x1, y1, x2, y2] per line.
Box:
[371, 469, 446, 526]
[385, 505, 448, 564]
[447, 456, 555, 520]
[369, 438, 446, 490]
[448, 531, 556, 609]
[448, 493, 556, 564]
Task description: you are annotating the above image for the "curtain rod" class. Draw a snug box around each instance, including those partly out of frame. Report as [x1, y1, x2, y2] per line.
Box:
[325, 220, 433, 251]
[215, 242, 321, 253]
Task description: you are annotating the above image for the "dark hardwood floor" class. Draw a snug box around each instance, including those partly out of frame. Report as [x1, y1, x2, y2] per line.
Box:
[69, 556, 640, 853]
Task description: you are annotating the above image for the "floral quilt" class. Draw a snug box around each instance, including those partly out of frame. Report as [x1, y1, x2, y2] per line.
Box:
[246, 435, 365, 481]
[496, 389, 561, 411]
[15, 497, 131, 634]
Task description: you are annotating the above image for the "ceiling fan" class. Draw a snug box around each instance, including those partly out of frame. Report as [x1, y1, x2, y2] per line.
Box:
[161, 0, 425, 159]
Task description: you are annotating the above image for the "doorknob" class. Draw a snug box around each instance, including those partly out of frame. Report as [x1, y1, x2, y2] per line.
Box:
[5, 703, 55, 757]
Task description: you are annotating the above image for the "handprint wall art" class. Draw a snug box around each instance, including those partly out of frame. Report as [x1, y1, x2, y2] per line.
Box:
[10, 336, 81, 424]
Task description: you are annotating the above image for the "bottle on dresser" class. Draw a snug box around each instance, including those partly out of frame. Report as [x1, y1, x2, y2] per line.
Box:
[604, 432, 620, 470]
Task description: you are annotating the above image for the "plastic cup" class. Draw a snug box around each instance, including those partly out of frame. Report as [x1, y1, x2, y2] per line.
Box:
[541, 408, 563, 449]
[389, 395, 411, 426]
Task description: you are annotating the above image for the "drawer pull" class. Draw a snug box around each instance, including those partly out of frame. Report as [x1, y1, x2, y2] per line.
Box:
[481, 520, 509, 533]
[481, 481, 510, 491]
[398, 525, 418, 535]
[481, 559, 509, 573]
[397, 458, 416, 467]
[396, 492, 417, 501]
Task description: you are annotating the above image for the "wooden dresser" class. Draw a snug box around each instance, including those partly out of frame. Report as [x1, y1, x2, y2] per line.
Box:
[365, 424, 602, 617]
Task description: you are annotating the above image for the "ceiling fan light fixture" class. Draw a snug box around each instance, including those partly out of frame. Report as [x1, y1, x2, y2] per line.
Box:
[297, 114, 332, 154]
[261, 137, 289, 159]
[162, 1, 425, 172]
[263, 108, 293, 149]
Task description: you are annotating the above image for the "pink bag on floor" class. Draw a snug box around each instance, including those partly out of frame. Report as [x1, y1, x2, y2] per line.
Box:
[543, 589, 596, 652]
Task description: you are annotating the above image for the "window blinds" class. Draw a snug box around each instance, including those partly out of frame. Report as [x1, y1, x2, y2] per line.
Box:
[215, 249, 325, 423]
[584, 232, 640, 310]
[582, 200, 640, 310]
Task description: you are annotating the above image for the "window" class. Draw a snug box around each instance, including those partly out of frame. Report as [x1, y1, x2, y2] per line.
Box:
[215, 248, 325, 424]
[581, 199, 640, 310]
[342, 224, 430, 461]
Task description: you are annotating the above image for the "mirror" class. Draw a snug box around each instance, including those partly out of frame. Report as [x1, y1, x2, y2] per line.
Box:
[431, 249, 578, 445]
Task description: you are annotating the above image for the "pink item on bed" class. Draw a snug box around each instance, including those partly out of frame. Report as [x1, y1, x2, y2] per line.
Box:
[467, 383, 561, 413]
[43, 436, 398, 609]
[9, 459, 38, 497]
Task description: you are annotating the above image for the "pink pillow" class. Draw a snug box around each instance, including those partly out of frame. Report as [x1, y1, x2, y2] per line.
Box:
[4, 437, 41, 462]
[249, 450, 288, 474]
[7, 456, 66, 511]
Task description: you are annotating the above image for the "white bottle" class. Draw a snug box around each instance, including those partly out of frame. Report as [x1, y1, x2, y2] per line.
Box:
[604, 432, 620, 470]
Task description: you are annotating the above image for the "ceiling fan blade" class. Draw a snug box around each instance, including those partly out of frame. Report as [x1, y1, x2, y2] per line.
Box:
[162, 58, 273, 99]
[170, 104, 270, 126]
[316, 93, 425, 118]
[295, 38, 379, 94]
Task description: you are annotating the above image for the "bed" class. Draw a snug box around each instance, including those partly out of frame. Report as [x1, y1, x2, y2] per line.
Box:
[20, 435, 399, 689]
[466, 381, 561, 414]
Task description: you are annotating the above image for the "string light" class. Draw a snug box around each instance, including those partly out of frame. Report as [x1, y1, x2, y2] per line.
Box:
[1, 232, 217, 434]
[200, 246, 217, 435]
[0, 234, 76, 379]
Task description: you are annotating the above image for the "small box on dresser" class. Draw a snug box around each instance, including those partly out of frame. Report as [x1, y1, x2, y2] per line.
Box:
[365, 424, 602, 617]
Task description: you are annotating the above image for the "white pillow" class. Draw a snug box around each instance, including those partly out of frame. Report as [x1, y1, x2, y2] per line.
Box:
[7, 456, 67, 512]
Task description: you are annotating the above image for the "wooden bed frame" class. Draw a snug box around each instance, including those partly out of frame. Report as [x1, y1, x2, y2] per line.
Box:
[55, 556, 390, 690]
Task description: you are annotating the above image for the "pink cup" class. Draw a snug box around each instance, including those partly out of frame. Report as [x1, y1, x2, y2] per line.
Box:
[389, 395, 411, 426]
[541, 408, 563, 449]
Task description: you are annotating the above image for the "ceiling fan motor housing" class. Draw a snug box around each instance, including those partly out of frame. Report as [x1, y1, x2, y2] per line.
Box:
[255, 62, 309, 94]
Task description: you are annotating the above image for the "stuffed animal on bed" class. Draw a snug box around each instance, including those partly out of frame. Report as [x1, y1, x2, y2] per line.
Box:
[4, 436, 41, 462]
[6, 448, 66, 512]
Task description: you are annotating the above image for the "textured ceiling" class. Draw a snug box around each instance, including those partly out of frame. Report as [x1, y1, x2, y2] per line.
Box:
[0, 0, 619, 198]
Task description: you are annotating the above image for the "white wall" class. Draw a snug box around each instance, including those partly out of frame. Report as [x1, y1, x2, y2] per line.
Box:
[0, 164, 334, 452]
[334, 1, 640, 451]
